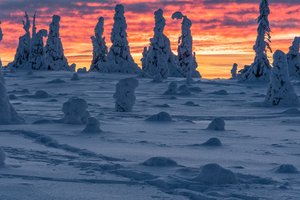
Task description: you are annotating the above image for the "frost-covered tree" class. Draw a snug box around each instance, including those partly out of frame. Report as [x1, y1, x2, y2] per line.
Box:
[142, 9, 183, 79]
[172, 11, 201, 83]
[45, 15, 73, 71]
[264, 50, 299, 107]
[90, 17, 108, 72]
[231, 63, 238, 79]
[239, 0, 272, 82]
[287, 37, 300, 78]
[102, 4, 140, 74]
[7, 12, 31, 70]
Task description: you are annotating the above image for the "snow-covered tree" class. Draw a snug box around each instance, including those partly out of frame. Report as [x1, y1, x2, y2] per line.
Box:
[239, 0, 272, 82]
[45, 15, 73, 71]
[7, 12, 31, 70]
[231, 63, 238, 79]
[264, 50, 299, 107]
[172, 11, 201, 83]
[0, 21, 3, 68]
[142, 9, 183, 79]
[102, 4, 140, 74]
[287, 37, 300, 78]
[90, 17, 108, 72]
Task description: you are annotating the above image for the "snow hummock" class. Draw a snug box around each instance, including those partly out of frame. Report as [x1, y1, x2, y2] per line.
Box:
[287, 37, 300, 78]
[172, 11, 201, 83]
[82, 117, 102, 134]
[141, 157, 178, 167]
[193, 163, 237, 185]
[207, 118, 225, 131]
[202, 138, 222, 147]
[102, 5, 141, 74]
[142, 9, 183, 79]
[29, 90, 50, 99]
[114, 77, 138, 112]
[146, 112, 172, 122]
[61, 97, 90, 124]
[178, 84, 191, 95]
[275, 164, 298, 174]
[238, 0, 272, 82]
[264, 50, 299, 107]
[163, 82, 178, 95]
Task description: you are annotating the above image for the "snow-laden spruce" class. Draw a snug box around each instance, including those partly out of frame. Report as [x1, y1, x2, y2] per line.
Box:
[238, 0, 272, 82]
[27, 29, 47, 70]
[231, 63, 238, 79]
[287, 37, 300, 78]
[102, 5, 140, 74]
[90, 17, 108, 72]
[114, 77, 138, 112]
[172, 11, 201, 83]
[61, 97, 90, 124]
[142, 9, 183, 79]
[7, 12, 31, 70]
[264, 50, 299, 106]
[45, 15, 74, 71]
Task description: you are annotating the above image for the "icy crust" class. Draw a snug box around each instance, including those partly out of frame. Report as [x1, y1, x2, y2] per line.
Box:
[287, 37, 300, 78]
[101, 5, 141, 74]
[61, 97, 90, 124]
[114, 77, 138, 112]
[142, 9, 183, 79]
[238, 0, 271, 82]
[264, 50, 299, 107]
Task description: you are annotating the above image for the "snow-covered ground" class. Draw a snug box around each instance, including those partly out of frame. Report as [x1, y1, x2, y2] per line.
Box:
[0, 71, 299, 199]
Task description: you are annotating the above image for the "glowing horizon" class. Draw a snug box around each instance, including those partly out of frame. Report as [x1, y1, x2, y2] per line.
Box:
[0, 0, 299, 79]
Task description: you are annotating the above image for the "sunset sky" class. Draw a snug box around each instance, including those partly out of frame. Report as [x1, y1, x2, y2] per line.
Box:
[0, 0, 299, 78]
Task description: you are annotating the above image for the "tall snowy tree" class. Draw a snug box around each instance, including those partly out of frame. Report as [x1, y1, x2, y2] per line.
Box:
[142, 9, 183, 79]
[239, 0, 272, 82]
[7, 12, 31, 70]
[90, 17, 108, 72]
[172, 11, 201, 83]
[287, 37, 300, 78]
[102, 4, 140, 74]
[45, 15, 73, 71]
[264, 50, 299, 106]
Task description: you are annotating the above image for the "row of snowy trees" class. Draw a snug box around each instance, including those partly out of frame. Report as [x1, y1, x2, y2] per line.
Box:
[6, 12, 74, 71]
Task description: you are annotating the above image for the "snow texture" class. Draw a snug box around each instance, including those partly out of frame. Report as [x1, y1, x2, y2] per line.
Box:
[114, 77, 138, 112]
[264, 50, 299, 107]
[141, 157, 178, 167]
[163, 82, 178, 95]
[102, 5, 141, 74]
[61, 97, 90, 124]
[207, 118, 225, 131]
[287, 37, 300, 78]
[44, 15, 73, 71]
[90, 17, 108, 72]
[82, 117, 102, 133]
[142, 9, 183, 79]
[238, 0, 272, 82]
[172, 11, 201, 83]
[146, 112, 172, 122]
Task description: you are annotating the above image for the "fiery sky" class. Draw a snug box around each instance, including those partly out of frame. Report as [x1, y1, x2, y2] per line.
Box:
[0, 0, 299, 78]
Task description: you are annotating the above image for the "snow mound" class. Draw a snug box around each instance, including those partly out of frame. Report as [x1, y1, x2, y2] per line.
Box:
[275, 164, 298, 174]
[193, 163, 237, 185]
[163, 82, 177, 95]
[71, 73, 79, 81]
[146, 112, 172, 122]
[0, 148, 5, 166]
[31, 90, 50, 98]
[281, 108, 300, 115]
[202, 138, 222, 147]
[62, 97, 90, 124]
[9, 94, 17, 100]
[47, 78, 66, 84]
[114, 77, 138, 112]
[207, 118, 225, 131]
[184, 101, 199, 106]
[211, 89, 228, 95]
[141, 157, 178, 167]
[178, 85, 191, 95]
[82, 117, 102, 134]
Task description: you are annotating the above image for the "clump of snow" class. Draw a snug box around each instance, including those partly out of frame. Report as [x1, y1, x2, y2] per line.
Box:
[141, 157, 178, 167]
[146, 112, 172, 122]
[62, 97, 90, 124]
[47, 78, 66, 84]
[275, 164, 298, 174]
[0, 148, 5, 166]
[184, 101, 199, 106]
[113, 77, 138, 112]
[178, 85, 191, 95]
[231, 63, 238, 79]
[82, 117, 102, 133]
[211, 89, 228, 95]
[287, 37, 300, 78]
[71, 73, 79, 81]
[202, 138, 222, 147]
[238, 0, 271, 82]
[264, 50, 299, 107]
[163, 82, 178, 95]
[142, 9, 183, 78]
[207, 118, 225, 131]
[31, 90, 50, 98]
[77, 67, 88, 74]
[193, 163, 237, 185]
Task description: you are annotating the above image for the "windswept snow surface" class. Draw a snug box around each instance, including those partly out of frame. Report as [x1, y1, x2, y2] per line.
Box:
[0, 71, 300, 199]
